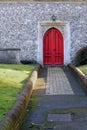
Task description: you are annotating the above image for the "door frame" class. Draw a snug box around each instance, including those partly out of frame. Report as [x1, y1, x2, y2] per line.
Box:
[37, 21, 71, 66]
[43, 27, 64, 65]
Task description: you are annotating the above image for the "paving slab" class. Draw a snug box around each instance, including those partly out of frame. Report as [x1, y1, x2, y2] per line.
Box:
[47, 113, 72, 122]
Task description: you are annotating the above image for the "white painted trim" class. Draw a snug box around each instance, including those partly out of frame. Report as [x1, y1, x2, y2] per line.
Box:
[37, 21, 71, 65]
[64, 22, 71, 65]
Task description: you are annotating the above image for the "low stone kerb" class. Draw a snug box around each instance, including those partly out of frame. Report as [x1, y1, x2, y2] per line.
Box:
[0, 64, 40, 130]
[68, 64, 87, 91]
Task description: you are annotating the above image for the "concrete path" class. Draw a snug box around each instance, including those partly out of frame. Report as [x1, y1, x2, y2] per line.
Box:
[20, 66, 87, 130]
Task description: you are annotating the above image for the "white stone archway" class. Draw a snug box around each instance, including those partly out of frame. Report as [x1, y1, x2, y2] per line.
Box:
[37, 21, 71, 66]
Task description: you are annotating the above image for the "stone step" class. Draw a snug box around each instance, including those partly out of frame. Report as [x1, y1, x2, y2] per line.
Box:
[23, 95, 87, 126]
[54, 122, 87, 130]
[36, 95, 87, 109]
[29, 121, 87, 130]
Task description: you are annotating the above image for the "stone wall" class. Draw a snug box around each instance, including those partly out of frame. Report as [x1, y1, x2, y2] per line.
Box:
[0, 2, 87, 64]
[0, 48, 20, 63]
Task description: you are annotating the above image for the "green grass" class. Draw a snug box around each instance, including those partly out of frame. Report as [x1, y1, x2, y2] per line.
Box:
[78, 65, 87, 76]
[0, 64, 35, 120]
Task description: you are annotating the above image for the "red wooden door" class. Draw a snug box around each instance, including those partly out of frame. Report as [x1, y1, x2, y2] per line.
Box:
[43, 27, 64, 65]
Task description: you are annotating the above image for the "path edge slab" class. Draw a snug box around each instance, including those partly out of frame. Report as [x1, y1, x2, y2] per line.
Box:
[0, 64, 40, 130]
[68, 64, 87, 92]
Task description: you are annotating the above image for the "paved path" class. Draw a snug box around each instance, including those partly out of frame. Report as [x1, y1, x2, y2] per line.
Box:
[20, 67, 87, 130]
[46, 67, 85, 95]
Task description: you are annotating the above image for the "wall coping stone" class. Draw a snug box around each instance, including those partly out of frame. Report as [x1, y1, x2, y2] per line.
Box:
[0, 64, 40, 130]
[68, 64, 87, 92]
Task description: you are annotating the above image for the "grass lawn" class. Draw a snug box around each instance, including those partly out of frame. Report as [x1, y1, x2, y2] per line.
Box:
[0, 64, 35, 120]
[78, 65, 87, 76]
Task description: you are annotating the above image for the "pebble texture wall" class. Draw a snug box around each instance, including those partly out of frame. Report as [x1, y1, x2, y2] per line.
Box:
[0, 2, 87, 63]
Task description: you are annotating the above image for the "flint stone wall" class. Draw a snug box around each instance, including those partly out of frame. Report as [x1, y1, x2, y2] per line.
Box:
[0, 2, 87, 63]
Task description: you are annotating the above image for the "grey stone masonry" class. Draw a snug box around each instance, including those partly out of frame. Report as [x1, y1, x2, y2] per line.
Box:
[0, 48, 20, 63]
[0, 0, 87, 2]
[0, 1, 87, 63]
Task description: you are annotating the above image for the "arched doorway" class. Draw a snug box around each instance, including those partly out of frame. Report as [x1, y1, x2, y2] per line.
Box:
[43, 27, 64, 65]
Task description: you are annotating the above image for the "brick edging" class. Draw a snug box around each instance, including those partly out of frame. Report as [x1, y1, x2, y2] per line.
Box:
[0, 64, 40, 130]
[68, 63, 87, 91]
